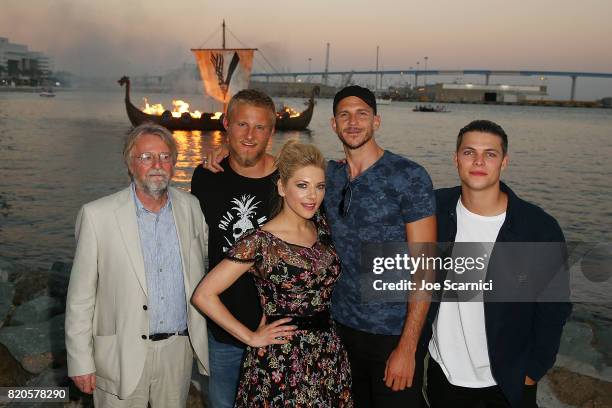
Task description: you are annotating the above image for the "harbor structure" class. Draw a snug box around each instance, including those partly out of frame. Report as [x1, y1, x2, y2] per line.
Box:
[252, 69, 612, 102]
[420, 83, 548, 103]
[0, 37, 53, 86]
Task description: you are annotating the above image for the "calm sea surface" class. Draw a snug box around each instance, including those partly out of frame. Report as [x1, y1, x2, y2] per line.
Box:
[1, 89, 611, 360]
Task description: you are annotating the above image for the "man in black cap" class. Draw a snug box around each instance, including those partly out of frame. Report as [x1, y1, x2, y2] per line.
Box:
[325, 85, 437, 407]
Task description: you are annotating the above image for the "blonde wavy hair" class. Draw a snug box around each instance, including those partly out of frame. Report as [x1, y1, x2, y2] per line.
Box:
[270, 140, 327, 218]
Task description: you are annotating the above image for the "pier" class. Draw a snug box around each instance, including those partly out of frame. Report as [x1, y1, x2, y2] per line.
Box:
[251, 69, 612, 101]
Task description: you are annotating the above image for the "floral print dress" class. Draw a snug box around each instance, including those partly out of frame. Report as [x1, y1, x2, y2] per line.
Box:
[227, 216, 353, 407]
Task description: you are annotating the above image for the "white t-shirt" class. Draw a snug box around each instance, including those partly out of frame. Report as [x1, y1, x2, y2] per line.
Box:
[428, 198, 506, 388]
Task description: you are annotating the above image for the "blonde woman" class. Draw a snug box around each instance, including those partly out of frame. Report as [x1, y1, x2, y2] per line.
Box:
[192, 140, 353, 407]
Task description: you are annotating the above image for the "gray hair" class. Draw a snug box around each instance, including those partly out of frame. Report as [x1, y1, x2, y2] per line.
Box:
[123, 123, 178, 178]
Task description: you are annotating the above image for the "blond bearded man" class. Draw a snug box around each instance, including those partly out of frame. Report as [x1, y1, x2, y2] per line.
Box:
[190, 89, 295, 408]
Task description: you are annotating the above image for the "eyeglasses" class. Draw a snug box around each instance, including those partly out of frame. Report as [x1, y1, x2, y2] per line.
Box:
[132, 152, 173, 166]
[339, 181, 352, 217]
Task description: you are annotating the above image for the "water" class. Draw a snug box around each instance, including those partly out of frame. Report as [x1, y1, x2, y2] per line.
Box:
[1, 89, 611, 362]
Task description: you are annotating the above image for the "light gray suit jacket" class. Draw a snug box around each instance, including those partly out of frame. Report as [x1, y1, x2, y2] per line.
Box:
[65, 186, 209, 398]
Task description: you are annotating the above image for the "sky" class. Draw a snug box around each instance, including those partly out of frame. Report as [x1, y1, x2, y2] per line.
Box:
[2, 0, 612, 98]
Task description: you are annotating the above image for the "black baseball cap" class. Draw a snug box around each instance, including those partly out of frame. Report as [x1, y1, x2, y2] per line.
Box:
[333, 85, 377, 115]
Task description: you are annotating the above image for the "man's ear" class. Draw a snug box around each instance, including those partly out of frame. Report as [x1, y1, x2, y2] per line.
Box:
[127, 161, 135, 180]
[372, 114, 381, 131]
[501, 154, 509, 172]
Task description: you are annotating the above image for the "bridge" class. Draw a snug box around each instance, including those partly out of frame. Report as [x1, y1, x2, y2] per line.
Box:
[251, 69, 612, 101]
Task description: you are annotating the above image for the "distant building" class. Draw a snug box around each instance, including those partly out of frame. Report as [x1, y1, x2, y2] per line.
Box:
[0, 37, 53, 85]
[419, 83, 547, 103]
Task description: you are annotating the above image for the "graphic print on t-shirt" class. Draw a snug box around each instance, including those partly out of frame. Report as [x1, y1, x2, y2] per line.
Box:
[219, 194, 268, 251]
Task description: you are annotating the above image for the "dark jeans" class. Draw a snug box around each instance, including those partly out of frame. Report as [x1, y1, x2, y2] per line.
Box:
[336, 322, 425, 408]
[426, 358, 538, 408]
[207, 332, 244, 408]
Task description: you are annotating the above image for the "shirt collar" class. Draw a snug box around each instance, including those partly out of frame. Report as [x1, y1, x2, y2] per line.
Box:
[343, 150, 388, 186]
[131, 183, 172, 217]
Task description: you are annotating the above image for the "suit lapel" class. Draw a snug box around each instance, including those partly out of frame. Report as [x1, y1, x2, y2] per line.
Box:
[115, 187, 148, 297]
[169, 187, 192, 286]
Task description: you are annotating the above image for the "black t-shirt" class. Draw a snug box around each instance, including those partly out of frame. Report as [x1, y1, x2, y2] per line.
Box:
[191, 157, 278, 347]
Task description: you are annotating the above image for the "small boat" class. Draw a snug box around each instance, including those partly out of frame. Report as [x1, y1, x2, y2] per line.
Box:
[376, 98, 392, 106]
[39, 88, 55, 97]
[118, 76, 318, 132]
[413, 105, 449, 113]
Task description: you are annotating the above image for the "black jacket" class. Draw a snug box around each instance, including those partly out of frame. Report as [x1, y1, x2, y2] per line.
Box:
[428, 182, 572, 408]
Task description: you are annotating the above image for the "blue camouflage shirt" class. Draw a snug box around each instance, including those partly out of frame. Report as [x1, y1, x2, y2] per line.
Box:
[326, 150, 436, 335]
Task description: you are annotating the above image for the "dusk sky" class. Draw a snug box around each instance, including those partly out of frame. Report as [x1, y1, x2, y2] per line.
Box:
[2, 0, 612, 97]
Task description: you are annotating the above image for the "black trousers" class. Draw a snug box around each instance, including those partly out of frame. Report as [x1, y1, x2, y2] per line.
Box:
[336, 322, 425, 408]
[426, 358, 538, 408]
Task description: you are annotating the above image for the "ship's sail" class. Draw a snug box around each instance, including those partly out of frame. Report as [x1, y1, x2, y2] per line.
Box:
[191, 48, 255, 104]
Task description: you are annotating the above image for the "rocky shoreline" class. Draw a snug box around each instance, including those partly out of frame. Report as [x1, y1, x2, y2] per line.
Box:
[0, 260, 208, 408]
[1, 259, 610, 407]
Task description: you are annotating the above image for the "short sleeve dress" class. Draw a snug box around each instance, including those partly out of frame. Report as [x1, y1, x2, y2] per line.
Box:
[227, 215, 353, 407]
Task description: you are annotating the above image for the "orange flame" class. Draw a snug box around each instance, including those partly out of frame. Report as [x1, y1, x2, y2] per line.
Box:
[278, 106, 301, 119]
[141, 97, 221, 119]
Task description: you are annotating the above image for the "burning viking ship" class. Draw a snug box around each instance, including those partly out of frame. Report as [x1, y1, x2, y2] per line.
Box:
[119, 22, 318, 132]
[118, 76, 318, 132]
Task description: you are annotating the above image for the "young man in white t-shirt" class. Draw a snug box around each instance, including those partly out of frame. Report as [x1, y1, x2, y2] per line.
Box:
[426, 120, 571, 408]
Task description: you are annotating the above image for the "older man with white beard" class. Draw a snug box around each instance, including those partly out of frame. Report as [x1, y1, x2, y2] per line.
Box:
[65, 123, 209, 407]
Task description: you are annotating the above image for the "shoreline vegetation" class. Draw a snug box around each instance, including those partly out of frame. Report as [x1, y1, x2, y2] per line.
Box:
[1, 259, 610, 407]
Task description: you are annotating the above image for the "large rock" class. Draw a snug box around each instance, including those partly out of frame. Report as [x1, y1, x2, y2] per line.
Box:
[557, 320, 612, 381]
[0, 314, 66, 373]
[559, 321, 604, 366]
[536, 375, 575, 408]
[0, 258, 15, 282]
[12, 269, 49, 305]
[0, 269, 8, 284]
[26, 365, 69, 388]
[10, 295, 65, 326]
[190, 367, 209, 407]
[9, 262, 72, 307]
[31, 367, 95, 408]
[0, 281, 15, 328]
[4, 366, 87, 408]
[547, 366, 612, 407]
[187, 383, 206, 408]
[48, 261, 72, 299]
[0, 342, 32, 386]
